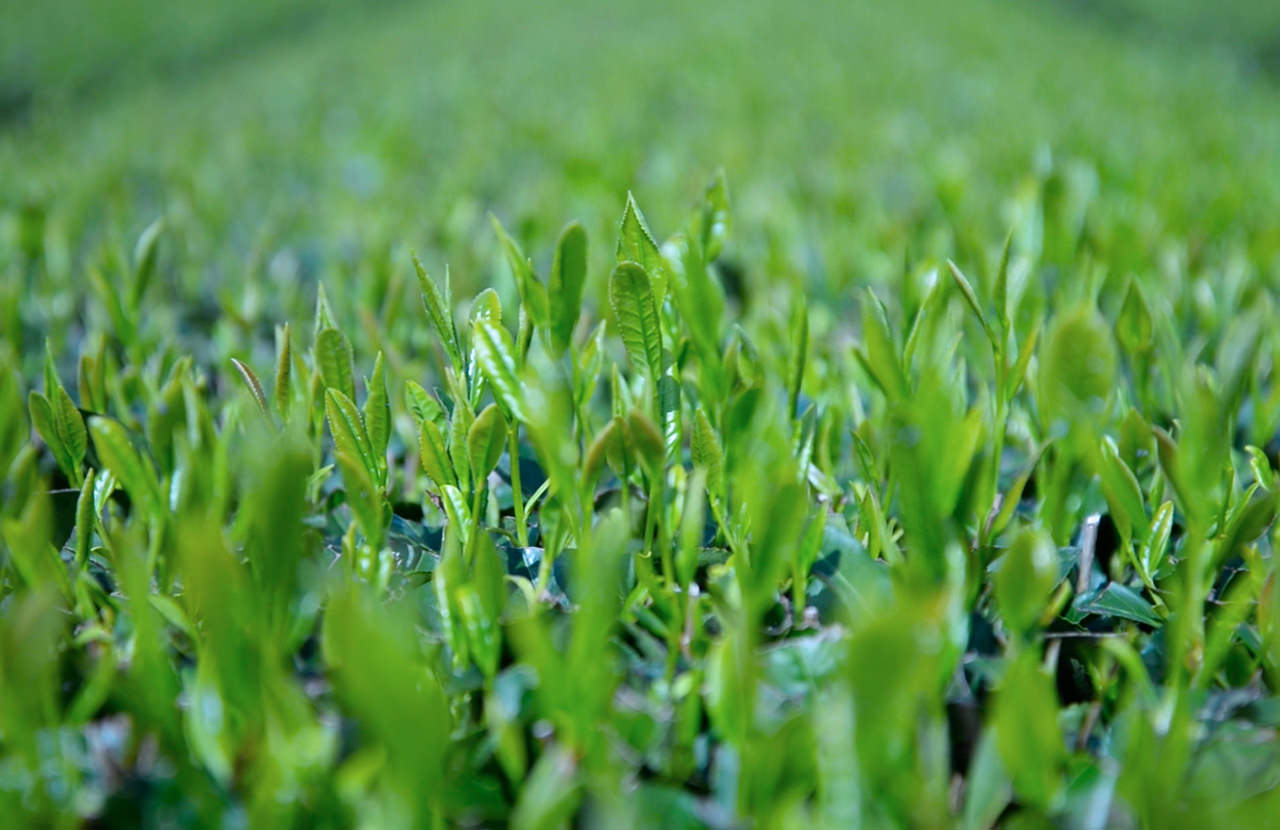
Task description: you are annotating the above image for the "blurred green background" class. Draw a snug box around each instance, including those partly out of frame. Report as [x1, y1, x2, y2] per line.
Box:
[5, 2, 1280, 825]
[3, 0, 1280, 362]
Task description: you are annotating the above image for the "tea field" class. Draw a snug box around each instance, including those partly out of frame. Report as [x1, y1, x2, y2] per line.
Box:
[4, 0, 1280, 826]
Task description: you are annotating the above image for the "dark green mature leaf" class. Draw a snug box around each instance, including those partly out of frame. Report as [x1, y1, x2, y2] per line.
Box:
[315, 327, 356, 403]
[608, 261, 663, 379]
[1074, 581, 1162, 627]
[548, 221, 588, 355]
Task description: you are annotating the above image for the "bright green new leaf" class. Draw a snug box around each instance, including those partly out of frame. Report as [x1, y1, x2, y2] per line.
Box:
[691, 408, 724, 497]
[229, 358, 270, 421]
[469, 287, 503, 326]
[1116, 280, 1153, 356]
[29, 388, 86, 486]
[994, 653, 1064, 809]
[274, 322, 293, 420]
[472, 318, 527, 422]
[412, 253, 463, 369]
[616, 191, 669, 304]
[363, 351, 390, 461]
[1096, 435, 1146, 541]
[609, 261, 663, 380]
[1039, 305, 1117, 427]
[678, 467, 708, 588]
[131, 217, 163, 307]
[995, 527, 1059, 635]
[491, 213, 550, 330]
[418, 415, 457, 490]
[788, 297, 808, 420]
[325, 389, 376, 485]
[548, 221, 588, 355]
[468, 403, 508, 480]
[695, 169, 730, 261]
[626, 409, 666, 475]
[947, 259, 996, 348]
[88, 416, 163, 518]
[315, 327, 356, 403]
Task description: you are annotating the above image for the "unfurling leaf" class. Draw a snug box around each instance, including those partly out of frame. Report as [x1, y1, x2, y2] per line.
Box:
[616, 191, 669, 304]
[472, 318, 527, 422]
[609, 261, 663, 380]
[548, 221, 588, 355]
[467, 403, 508, 480]
[315, 327, 356, 403]
[413, 254, 463, 369]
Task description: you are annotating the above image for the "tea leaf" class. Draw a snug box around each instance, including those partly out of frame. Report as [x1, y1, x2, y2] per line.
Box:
[413, 253, 463, 369]
[472, 318, 527, 422]
[363, 351, 390, 461]
[88, 416, 163, 518]
[609, 261, 663, 380]
[491, 214, 550, 330]
[418, 416, 457, 490]
[230, 358, 270, 421]
[617, 191, 669, 304]
[548, 221, 588, 355]
[315, 327, 356, 403]
[325, 389, 376, 484]
[467, 403, 508, 480]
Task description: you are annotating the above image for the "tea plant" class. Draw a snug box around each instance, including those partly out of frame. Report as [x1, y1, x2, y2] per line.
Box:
[3, 171, 1280, 827]
[6, 0, 1280, 826]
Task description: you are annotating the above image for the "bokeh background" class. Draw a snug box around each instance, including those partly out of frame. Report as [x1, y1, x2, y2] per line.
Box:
[3, 0, 1280, 364]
